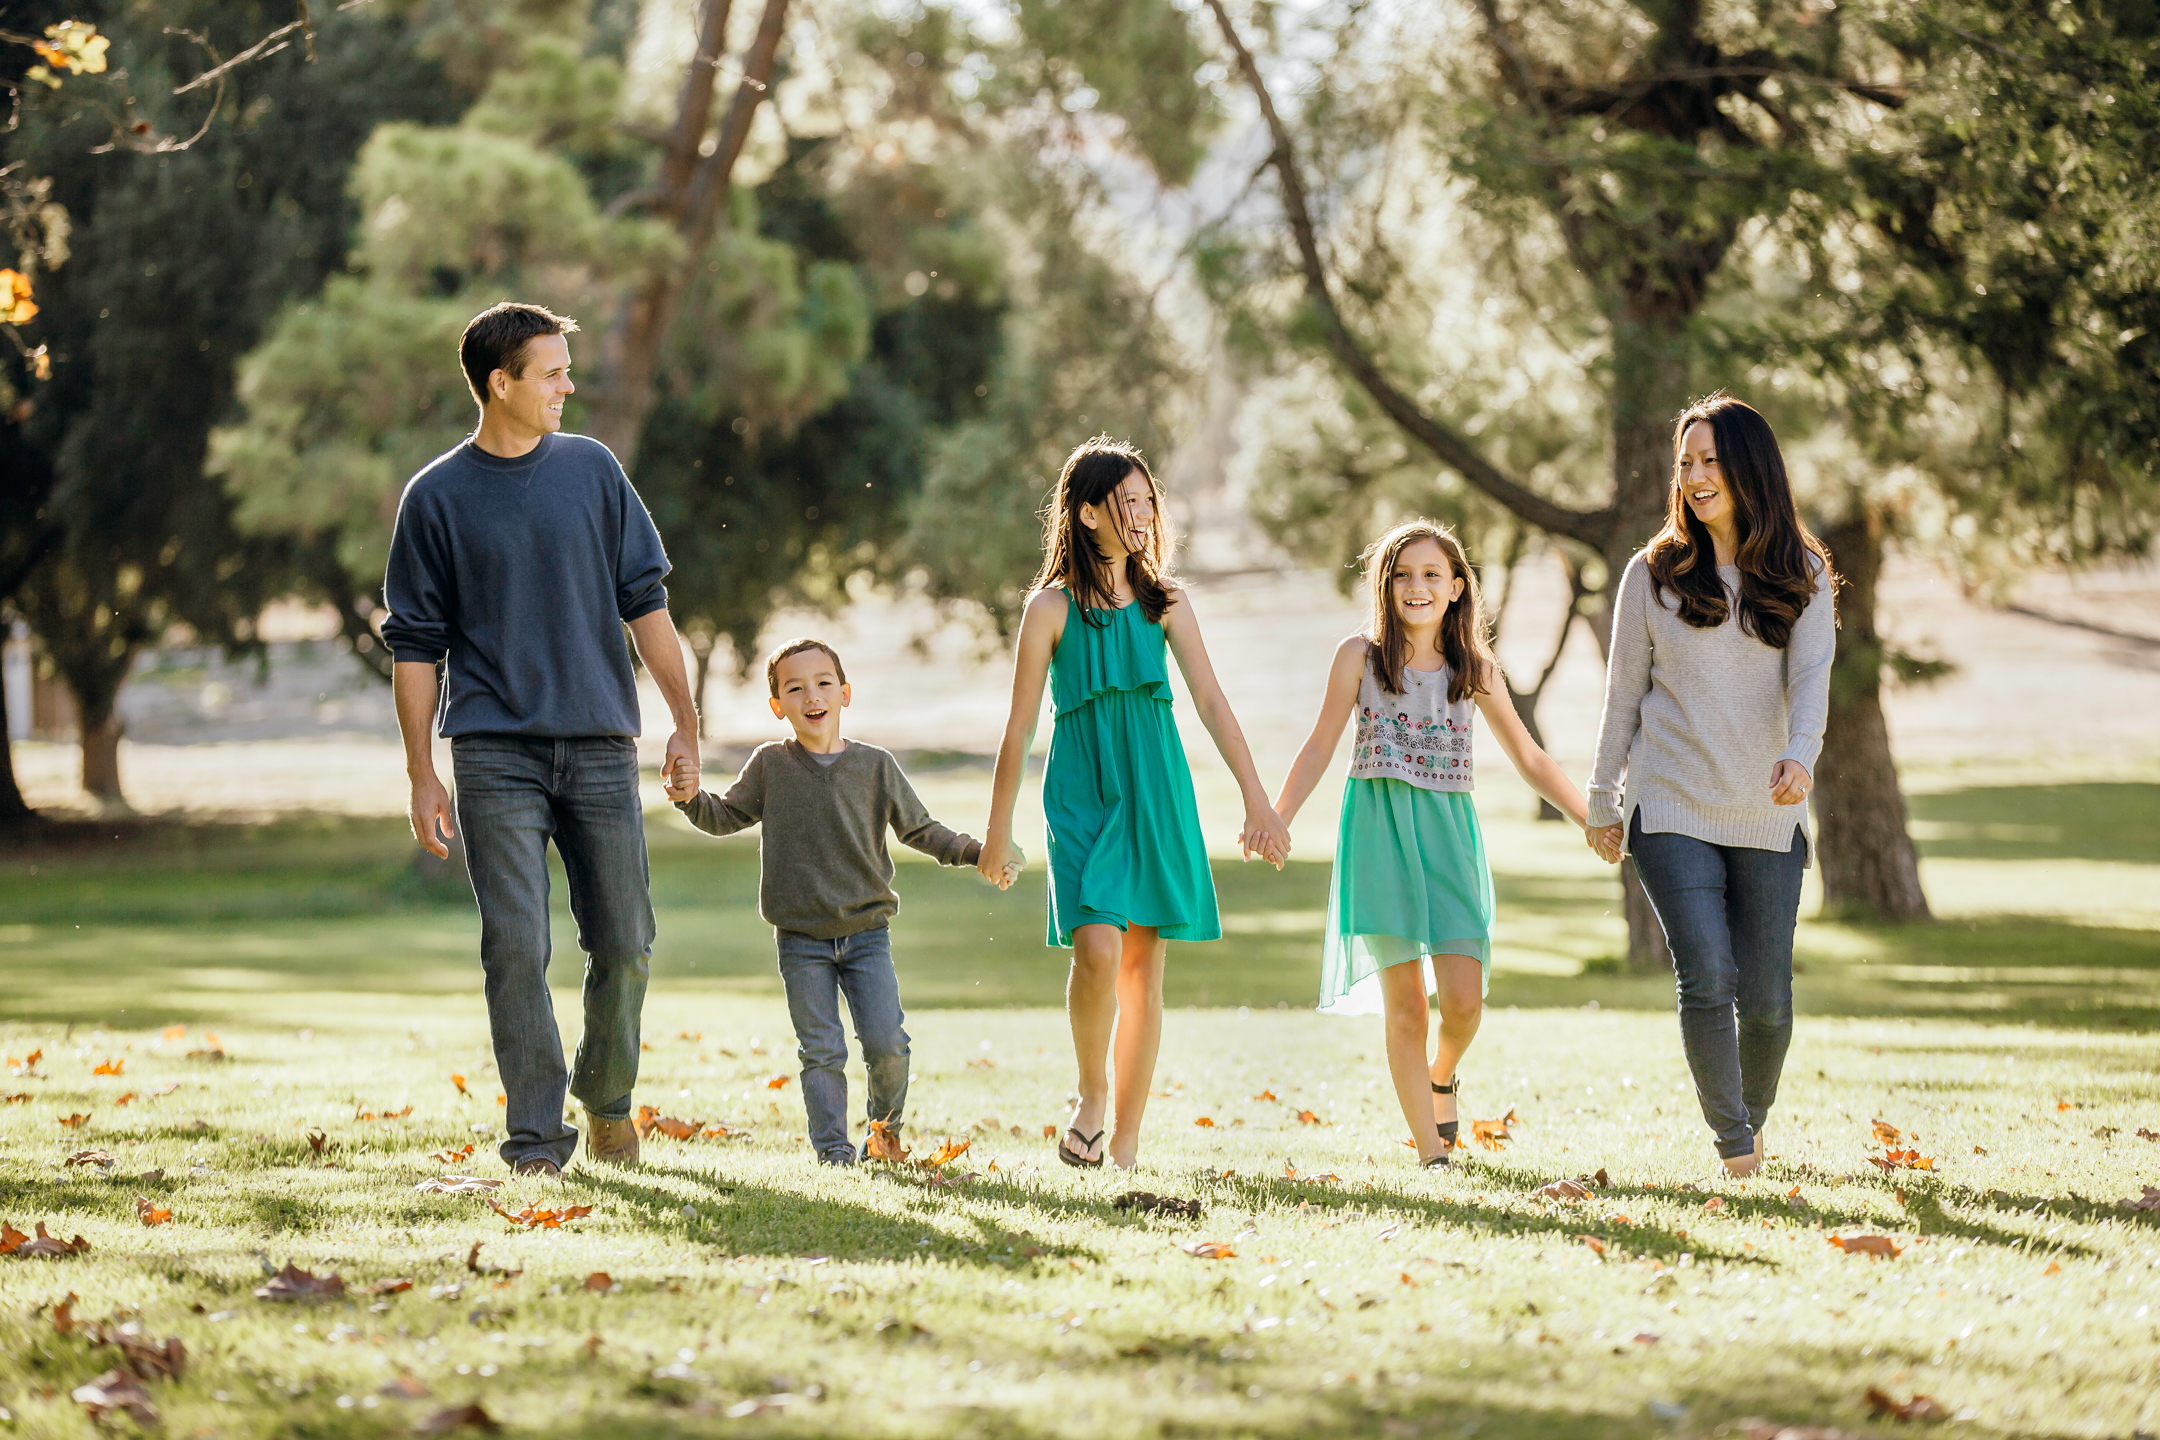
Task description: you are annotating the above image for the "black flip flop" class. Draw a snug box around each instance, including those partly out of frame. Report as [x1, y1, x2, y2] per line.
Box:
[1058, 1127, 1104, 1169]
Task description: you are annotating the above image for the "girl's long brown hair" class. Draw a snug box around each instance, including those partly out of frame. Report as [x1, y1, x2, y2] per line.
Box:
[1030, 436, 1175, 627]
[1361, 519, 1496, 704]
[1644, 394, 1836, 649]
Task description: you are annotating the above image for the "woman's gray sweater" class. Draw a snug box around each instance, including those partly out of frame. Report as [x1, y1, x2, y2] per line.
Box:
[1586, 552, 1834, 861]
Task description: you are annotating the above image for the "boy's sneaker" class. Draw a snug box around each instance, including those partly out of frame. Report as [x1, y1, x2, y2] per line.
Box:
[818, 1147, 857, 1167]
[585, 1111, 640, 1166]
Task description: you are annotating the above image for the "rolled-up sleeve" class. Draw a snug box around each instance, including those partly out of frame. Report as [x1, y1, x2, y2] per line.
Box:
[381, 481, 453, 665]
[613, 468, 670, 622]
[1778, 558, 1836, 773]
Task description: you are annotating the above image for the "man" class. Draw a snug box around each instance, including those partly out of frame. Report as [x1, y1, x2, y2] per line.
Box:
[382, 301, 701, 1177]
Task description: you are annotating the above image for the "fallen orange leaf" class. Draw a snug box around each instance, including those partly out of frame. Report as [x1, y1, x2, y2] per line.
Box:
[2043, 1260, 2063, 1275]
[365, 1278, 414, 1295]
[1870, 1148, 1935, 1172]
[160, 1025, 186, 1042]
[1193, 1116, 1216, 1128]
[1827, 1234, 1902, 1259]
[1295, 1109, 1326, 1125]
[1252, 1090, 1277, 1102]
[92, 1059, 123, 1076]
[0, 1221, 27, 1254]
[1470, 1109, 1518, 1150]
[56, 1112, 88, 1129]
[1871, 1118, 1902, 1145]
[428, 1143, 477, 1165]
[356, 1105, 413, 1121]
[112, 1092, 136, 1106]
[1865, 1386, 1951, 1422]
[254, 1263, 343, 1300]
[135, 1196, 171, 1226]
[51, 1291, 77, 1333]
[922, 1137, 971, 1166]
[1702, 1196, 1725, 1213]
[866, 1119, 911, 1163]
[6, 1049, 42, 1073]
[1180, 1241, 1236, 1259]
[451, 1074, 469, 1095]
[584, 1272, 615, 1291]
[64, 1149, 116, 1170]
[1535, 1179, 1592, 1202]
[19, 1222, 91, 1257]
[1581, 1235, 1608, 1257]
[765, 1075, 791, 1090]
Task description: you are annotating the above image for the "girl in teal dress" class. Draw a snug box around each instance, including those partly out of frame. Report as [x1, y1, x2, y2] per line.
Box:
[1273, 520, 1592, 1168]
[980, 438, 1288, 1172]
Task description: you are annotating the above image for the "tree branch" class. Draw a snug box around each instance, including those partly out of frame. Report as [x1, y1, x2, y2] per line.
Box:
[1203, 0, 1612, 549]
[680, 0, 787, 251]
[659, 0, 734, 208]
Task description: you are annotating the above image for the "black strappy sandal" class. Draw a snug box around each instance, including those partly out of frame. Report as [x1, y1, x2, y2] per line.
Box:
[1433, 1075, 1461, 1153]
[1058, 1127, 1104, 1169]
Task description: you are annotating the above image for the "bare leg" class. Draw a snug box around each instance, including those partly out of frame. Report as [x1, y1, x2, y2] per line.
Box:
[1106, 926, 1166, 1170]
[1064, 923, 1122, 1163]
[1379, 963, 1444, 1164]
[1429, 955, 1485, 1132]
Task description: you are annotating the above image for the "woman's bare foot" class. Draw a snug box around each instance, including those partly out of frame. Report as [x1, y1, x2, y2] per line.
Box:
[1107, 1132, 1140, 1170]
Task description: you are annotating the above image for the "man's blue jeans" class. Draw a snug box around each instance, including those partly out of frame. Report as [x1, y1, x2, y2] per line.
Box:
[775, 925, 910, 1164]
[1629, 812, 1807, 1160]
[453, 736, 654, 1170]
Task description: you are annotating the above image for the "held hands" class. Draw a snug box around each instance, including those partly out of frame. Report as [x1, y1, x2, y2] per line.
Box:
[1769, 760, 1812, 807]
[977, 837, 1026, 891]
[664, 744, 701, 803]
[1238, 804, 1290, 870]
[1586, 823, 1624, 865]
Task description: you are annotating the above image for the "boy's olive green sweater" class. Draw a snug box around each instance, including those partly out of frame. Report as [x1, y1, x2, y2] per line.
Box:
[675, 739, 982, 940]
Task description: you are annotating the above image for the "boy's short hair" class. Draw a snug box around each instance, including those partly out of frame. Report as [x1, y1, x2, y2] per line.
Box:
[459, 302, 579, 405]
[766, 638, 847, 696]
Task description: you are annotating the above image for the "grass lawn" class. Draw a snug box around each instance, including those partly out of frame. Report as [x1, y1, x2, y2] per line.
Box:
[1, 777, 2157, 1437]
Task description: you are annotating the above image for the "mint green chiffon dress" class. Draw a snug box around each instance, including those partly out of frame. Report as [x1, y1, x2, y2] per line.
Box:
[1042, 590, 1221, 948]
[1319, 657, 1493, 1016]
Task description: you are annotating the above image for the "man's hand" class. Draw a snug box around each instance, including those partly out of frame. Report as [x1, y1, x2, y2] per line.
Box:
[410, 774, 456, 859]
[662, 728, 701, 802]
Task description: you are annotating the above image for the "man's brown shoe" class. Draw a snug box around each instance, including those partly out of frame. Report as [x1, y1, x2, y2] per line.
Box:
[513, 1157, 561, 1178]
[586, 1111, 640, 1165]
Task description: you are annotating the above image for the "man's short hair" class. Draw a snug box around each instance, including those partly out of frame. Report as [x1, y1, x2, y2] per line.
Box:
[459, 302, 579, 405]
[766, 638, 846, 696]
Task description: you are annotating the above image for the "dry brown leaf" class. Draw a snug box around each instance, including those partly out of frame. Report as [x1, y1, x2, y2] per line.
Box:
[1827, 1234, 1903, 1259]
[921, 1137, 971, 1167]
[451, 1073, 469, 1095]
[134, 1196, 171, 1226]
[64, 1149, 116, 1171]
[17, 1221, 91, 1257]
[2138, 1128, 2160, 1142]
[1470, 1109, 1518, 1150]
[413, 1175, 504, 1196]
[6, 1049, 42, 1073]
[416, 1401, 500, 1434]
[254, 1263, 344, 1300]
[93, 1321, 186, 1380]
[112, 1092, 136, 1106]
[865, 1119, 911, 1163]
[92, 1058, 123, 1076]
[1179, 1240, 1236, 1259]
[55, 1112, 88, 1129]
[2123, 1185, 2160, 1212]
[1193, 1116, 1216, 1127]
[71, 1367, 158, 1426]
[489, 1200, 593, 1229]
[50, 1291, 77, 1333]
[1252, 1090, 1277, 1101]
[967, 1057, 996, 1069]
[1864, 1387, 1951, 1422]
[1114, 1192, 1204, 1219]
[465, 1241, 522, 1278]
[1972, 1144, 1987, 1155]
[3, 1091, 28, 1103]
[1703, 1196, 1726, 1213]
[1581, 1235, 1608, 1257]
[651, 1116, 699, 1140]
[1871, 1118, 1902, 1146]
[381, 1373, 430, 1399]
[355, 1105, 413, 1121]
[1295, 1109, 1326, 1125]
[1041, 1124, 1057, 1139]
[307, 1131, 327, 1157]
[1869, 1148, 1935, 1172]
[583, 1271, 615, 1291]
[1535, 1179, 1593, 1202]
[149, 1083, 179, 1097]
[0, 1221, 26, 1254]
[186, 1033, 224, 1061]
[428, 1143, 477, 1165]
[365, 1277, 414, 1296]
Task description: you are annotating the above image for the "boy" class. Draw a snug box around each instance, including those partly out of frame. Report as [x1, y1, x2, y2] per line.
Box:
[673, 638, 1020, 1165]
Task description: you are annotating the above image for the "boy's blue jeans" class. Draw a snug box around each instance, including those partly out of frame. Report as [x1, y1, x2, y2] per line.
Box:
[1628, 812, 1807, 1160]
[775, 925, 910, 1164]
[452, 735, 654, 1171]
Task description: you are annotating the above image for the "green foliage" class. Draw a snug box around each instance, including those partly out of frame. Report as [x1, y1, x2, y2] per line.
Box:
[1008, 0, 1221, 185]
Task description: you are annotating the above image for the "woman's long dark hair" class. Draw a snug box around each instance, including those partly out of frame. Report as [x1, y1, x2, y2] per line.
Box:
[1643, 394, 1836, 650]
[1030, 436, 1175, 626]
[1361, 519, 1496, 704]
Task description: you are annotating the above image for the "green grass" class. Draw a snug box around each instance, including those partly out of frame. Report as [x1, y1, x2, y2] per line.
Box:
[1, 780, 2157, 1436]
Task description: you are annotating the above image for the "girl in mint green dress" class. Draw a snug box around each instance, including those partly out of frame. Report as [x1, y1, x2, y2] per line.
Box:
[979, 438, 1288, 1172]
[1273, 520, 1593, 1168]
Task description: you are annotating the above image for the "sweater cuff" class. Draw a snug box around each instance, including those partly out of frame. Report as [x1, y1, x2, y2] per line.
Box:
[1585, 786, 1624, 831]
[958, 838, 983, 867]
[1777, 737, 1823, 774]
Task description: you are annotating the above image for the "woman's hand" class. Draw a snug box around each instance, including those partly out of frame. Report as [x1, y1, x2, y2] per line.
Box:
[1239, 804, 1290, 870]
[1769, 760, 1812, 807]
[1587, 823, 1624, 864]
[994, 843, 1027, 892]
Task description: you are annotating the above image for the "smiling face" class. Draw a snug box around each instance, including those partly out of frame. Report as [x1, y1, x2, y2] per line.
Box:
[768, 647, 849, 748]
[1390, 537, 1464, 632]
[1675, 419, 1736, 539]
[488, 333, 574, 439]
[1077, 467, 1158, 568]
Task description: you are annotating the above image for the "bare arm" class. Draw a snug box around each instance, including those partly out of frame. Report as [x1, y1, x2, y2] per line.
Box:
[1475, 678, 1590, 830]
[394, 661, 454, 859]
[1163, 590, 1288, 867]
[1273, 636, 1368, 828]
[979, 589, 1065, 882]
[627, 607, 701, 802]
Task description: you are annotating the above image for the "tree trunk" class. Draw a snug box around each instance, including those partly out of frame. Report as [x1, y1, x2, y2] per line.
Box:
[689, 632, 715, 739]
[80, 707, 126, 811]
[1600, 301, 1690, 973]
[0, 662, 31, 824]
[1812, 505, 1930, 921]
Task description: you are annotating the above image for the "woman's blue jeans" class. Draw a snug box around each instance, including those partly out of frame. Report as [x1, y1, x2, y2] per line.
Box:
[1628, 812, 1806, 1160]
[453, 735, 654, 1170]
[775, 925, 910, 1164]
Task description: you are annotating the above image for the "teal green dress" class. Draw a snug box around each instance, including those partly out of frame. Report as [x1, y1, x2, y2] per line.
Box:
[1319, 657, 1493, 1015]
[1042, 590, 1221, 947]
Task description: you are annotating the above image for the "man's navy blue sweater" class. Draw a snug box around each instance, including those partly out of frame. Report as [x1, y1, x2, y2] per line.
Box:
[381, 433, 671, 738]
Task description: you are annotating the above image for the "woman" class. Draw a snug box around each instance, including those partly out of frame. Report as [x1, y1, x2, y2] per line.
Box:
[1585, 394, 1836, 1178]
